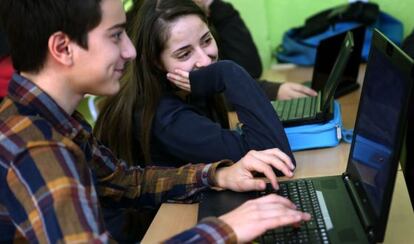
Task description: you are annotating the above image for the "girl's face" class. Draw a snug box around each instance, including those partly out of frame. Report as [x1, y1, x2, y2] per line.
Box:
[160, 14, 218, 73]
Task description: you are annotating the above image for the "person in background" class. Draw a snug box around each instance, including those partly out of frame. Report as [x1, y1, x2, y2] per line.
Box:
[0, 0, 310, 243]
[0, 30, 13, 100]
[194, 0, 317, 101]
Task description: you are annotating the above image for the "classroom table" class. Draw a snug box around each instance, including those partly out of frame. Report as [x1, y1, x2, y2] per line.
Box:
[142, 65, 414, 244]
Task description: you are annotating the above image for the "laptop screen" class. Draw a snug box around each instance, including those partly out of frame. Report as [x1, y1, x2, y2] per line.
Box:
[312, 26, 364, 96]
[321, 32, 354, 111]
[346, 30, 413, 241]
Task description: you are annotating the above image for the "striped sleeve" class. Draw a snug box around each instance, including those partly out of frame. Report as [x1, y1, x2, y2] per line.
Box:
[163, 217, 237, 243]
[94, 142, 234, 207]
[4, 144, 108, 243]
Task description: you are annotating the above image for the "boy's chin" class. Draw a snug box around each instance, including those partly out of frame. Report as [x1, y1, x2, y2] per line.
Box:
[96, 84, 120, 96]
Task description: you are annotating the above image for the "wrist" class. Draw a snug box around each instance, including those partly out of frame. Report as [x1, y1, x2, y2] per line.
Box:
[276, 83, 285, 100]
[215, 166, 228, 188]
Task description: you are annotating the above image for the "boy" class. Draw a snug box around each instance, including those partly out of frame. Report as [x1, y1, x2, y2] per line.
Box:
[0, 0, 309, 242]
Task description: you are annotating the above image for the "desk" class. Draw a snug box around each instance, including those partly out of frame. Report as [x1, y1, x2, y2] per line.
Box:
[142, 65, 414, 243]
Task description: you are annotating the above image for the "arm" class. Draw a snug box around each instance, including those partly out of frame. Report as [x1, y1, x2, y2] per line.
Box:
[91, 133, 302, 243]
[4, 122, 300, 243]
[164, 194, 310, 243]
[163, 149, 305, 243]
[90, 136, 232, 207]
[257, 80, 317, 101]
[257, 79, 281, 101]
[163, 217, 236, 243]
[208, 0, 263, 79]
[157, 61, 295, 166]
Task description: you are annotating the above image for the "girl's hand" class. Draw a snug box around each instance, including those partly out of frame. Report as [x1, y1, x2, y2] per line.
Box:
[167, 69, 191, 92]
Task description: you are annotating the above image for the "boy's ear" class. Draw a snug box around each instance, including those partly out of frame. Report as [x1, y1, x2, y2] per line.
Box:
[48, 31, 73, 66]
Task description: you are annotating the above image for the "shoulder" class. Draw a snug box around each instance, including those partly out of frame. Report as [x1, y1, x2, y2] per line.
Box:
[154, 94, 203, 128]
[0, 102, 79, 165]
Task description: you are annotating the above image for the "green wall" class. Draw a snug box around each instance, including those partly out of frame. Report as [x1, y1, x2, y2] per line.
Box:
[226, 0, 414, 68]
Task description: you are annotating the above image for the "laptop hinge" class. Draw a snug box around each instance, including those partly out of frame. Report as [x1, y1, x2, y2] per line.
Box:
[343, 174, 375, 239]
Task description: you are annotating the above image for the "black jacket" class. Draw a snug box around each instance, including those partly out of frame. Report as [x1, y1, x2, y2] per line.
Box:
[208, 0, 281, 100]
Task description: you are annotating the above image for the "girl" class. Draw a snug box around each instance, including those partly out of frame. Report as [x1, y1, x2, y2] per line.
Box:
[94, 0, 294, 168]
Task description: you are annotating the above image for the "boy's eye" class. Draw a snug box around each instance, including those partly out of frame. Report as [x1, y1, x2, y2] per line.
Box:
[112, 31, 123, 41]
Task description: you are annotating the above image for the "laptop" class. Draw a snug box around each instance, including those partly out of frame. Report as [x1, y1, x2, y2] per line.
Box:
[272, 32, 354, 127]
[198, 29, 414, 244]
[401, 89, 414, 211]
[310, 26, 365, 98]
[401, 134, 414, 212]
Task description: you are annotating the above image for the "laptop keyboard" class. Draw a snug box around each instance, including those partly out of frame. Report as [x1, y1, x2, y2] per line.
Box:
[256, 180, 330, 244]
[272, 95, 318, 121]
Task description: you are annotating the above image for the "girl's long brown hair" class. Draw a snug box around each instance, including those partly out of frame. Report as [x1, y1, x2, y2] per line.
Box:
[94, 0, 228, 165]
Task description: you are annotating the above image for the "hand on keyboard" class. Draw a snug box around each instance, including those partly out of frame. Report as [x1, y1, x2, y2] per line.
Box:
[215, 149, 295, 192]
[257, 180, 331, 244]
[218, 194, 311, 243]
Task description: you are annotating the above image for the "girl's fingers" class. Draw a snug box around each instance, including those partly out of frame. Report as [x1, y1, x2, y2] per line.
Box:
[173, 69, 190, 78]
[167, 73, 188, 84]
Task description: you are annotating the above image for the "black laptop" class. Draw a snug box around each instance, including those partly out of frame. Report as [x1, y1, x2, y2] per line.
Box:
[310, 26, 365, 98]
[198, 29, 414, 244]
[401, 87, 414, 211]
[272, 32, 354, 127]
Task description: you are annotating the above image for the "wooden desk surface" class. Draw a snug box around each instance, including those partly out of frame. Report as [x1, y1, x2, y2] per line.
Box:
[142, 65, 414, 243]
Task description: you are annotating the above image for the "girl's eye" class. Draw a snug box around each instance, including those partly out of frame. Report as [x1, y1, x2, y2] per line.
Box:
[177, 51, 191, 60]
[201, 36, 212, 46]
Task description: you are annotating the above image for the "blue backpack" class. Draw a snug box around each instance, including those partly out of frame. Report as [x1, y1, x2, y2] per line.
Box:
[275, 2, 403, 66]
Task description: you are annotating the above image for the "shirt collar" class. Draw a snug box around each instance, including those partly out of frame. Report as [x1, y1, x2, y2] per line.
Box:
[8, 73, 92, 140]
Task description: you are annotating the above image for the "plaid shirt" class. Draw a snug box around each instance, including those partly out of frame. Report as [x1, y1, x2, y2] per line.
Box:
[0, 74, 237, 243]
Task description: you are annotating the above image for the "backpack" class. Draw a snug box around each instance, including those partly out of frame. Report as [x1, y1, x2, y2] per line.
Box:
[275, 2, 404, 66]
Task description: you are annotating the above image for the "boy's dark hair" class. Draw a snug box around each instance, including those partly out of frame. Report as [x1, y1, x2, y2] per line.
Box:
[0, 0, 102, 73]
